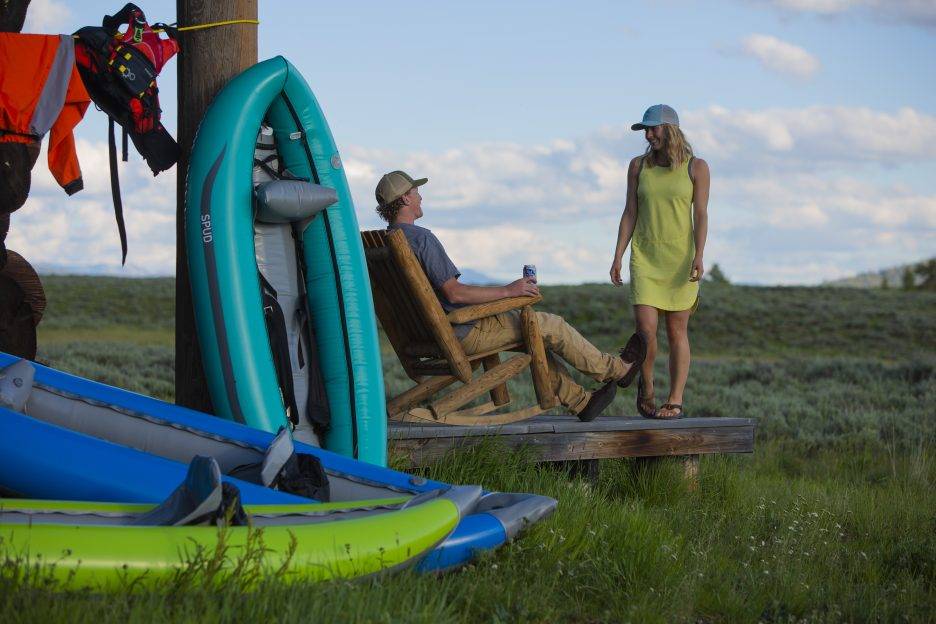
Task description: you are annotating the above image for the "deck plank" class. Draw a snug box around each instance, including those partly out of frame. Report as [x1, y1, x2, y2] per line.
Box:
[389, 414, 755, 466]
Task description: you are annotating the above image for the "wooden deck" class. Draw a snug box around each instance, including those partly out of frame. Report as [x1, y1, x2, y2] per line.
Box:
[389, 414, 755, 468]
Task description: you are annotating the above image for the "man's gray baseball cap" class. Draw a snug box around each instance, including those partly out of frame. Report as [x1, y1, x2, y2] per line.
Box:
[631, 104, 679, 130]
[375, 170, 428, 207]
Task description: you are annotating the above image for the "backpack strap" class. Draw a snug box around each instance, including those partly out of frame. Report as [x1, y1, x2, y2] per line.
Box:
[254, 154, 281, 181]
[687, 155, 695, 185]
[107, 117, 128, 264]
[258, 271, 300, 428]
[290, 226, 331, 435]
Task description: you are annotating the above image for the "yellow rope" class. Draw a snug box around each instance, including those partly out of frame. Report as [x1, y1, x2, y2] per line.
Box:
[173, 19, 259, 32]
[71, 19, 258, 39]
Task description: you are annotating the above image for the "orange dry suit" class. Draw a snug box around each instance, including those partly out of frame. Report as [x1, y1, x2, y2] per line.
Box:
[0, 33, 91, 195]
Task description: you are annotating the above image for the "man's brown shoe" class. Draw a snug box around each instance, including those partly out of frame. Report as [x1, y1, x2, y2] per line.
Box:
[577, 381, 617, 422]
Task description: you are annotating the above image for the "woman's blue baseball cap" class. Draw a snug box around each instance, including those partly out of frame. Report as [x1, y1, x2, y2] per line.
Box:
[631, 104, 679, 130]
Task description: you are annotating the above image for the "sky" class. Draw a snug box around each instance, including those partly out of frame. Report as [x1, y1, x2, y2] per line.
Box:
[7, 0, 936, 284]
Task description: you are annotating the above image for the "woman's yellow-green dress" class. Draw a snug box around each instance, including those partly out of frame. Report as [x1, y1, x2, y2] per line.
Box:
[629, 158, 699, 311]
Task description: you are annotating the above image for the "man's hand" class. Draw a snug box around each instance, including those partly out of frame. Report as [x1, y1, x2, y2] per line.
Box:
[610, 259, 623, 286]
[505, 277, 540, 298]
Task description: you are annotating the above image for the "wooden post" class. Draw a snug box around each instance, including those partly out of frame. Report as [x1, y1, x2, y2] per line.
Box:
[0, 0, 30, 33]
[683, 454, 700, 490]
[175, 0, 257, 411]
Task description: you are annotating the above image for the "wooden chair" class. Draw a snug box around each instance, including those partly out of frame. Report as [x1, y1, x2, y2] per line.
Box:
[361, 229, 559, 426]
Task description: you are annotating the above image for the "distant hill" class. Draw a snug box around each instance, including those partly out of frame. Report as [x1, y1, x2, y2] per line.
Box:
[823, 257, 935, 288]
[33, 262, 498, 284]
[35, 262, 170, 277]
[459, 268, 497, 285]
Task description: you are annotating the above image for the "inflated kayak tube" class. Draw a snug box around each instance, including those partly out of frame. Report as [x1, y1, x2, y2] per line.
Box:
[185, 56, 386, 464]
[1, 494, 460, 590]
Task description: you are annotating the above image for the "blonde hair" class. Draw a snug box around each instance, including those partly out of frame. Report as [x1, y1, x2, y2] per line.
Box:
[644, 124, 693, 168]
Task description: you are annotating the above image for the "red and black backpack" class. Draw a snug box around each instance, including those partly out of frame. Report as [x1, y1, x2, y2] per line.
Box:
[74, 3, 179, 263]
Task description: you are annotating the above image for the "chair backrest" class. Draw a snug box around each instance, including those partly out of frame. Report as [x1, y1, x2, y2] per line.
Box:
[361, 229, 470, 381]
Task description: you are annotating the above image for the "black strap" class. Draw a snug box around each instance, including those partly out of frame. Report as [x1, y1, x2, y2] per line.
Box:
[295, 307, 306, 369]
[258, 272, 300, 428]
[291, 227, 331, 434]
[102, 3, 143, 30]
[121, 126, 129, 162]
[107, 117, 128, 264]
[253, 156, 280, 181]
[150, 22, 179, 40]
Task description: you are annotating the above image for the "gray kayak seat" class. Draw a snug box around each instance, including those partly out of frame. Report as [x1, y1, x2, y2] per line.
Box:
[254, 179, 337, 224]
[474, 493, 559, 540]
[260, 426, 294, 487]
[227, 426, 330, 501]
[0, 358, 34, 412]
[131, 455, 246, 527]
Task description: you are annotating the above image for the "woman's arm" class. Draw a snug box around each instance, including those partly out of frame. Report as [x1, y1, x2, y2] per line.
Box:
[690, 158, 710, 282]
[610, 156, 642, 286]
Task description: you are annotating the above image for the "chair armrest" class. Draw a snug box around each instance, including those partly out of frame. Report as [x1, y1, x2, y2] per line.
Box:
[446, 295, 542, 325]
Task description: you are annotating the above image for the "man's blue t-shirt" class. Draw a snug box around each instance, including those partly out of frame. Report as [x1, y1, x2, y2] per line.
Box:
[389, 223, 474, 339]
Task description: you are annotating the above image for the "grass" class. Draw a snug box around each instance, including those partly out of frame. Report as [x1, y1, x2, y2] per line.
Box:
[4, 277, 935, 622]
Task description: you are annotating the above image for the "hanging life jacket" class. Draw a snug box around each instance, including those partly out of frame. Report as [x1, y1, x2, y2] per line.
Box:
[0, 34, 90, 202]
[73, 3, 179, 264]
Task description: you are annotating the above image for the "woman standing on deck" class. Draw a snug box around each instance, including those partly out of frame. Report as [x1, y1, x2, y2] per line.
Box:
[609, 105, 709, 419]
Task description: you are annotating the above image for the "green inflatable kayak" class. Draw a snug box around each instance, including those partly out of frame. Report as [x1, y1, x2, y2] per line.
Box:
[0, 457, 471, 590]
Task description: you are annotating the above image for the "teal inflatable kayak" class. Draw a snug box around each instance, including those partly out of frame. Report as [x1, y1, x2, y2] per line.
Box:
[185, 57, 386, 465]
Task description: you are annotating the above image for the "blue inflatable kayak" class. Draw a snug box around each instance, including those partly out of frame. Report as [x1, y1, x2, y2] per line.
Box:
[184, 56, 385, 464]
[0, 354, 556, 572]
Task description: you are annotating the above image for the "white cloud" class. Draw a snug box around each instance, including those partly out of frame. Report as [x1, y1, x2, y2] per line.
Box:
[740, 34, 821, 79]
[764, 0, 936, 27]
[771, 0, 856, 14]
[7, 105, 935, 285]
[22, 0, 73, 33]
[7, 139, 177, 275]
[344, 105, 936, 284]
[684, 106, 936, 166]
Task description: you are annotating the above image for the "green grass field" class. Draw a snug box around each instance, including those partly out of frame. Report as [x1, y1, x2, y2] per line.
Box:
[4, 276, 934, 622]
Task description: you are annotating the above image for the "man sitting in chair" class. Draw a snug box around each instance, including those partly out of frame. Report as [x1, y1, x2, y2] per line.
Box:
[374, 170, 647, 422]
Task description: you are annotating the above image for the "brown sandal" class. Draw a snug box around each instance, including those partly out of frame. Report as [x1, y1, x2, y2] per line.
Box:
[636, 376, 656, 419]
[617, 332, 647, 389]
[654, 403, 684, 420]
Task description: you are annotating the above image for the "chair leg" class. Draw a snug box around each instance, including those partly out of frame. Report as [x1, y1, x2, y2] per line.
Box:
[430, 353, 531, 419]
[481, 354, 511, 406]
[404, 403, 544, 426]
[387, 375, 458, 420]
[520, 306, 559, 410]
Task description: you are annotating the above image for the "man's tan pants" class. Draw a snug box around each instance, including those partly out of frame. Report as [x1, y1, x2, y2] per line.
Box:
[460, 311, 625, 414]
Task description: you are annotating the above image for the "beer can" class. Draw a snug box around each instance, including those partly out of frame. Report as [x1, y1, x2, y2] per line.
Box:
[523, 264, 537, 283]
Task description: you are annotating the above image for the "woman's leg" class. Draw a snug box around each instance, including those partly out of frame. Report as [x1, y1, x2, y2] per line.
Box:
[661, 309, 692, 417]
[633, 305, 658, 397]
